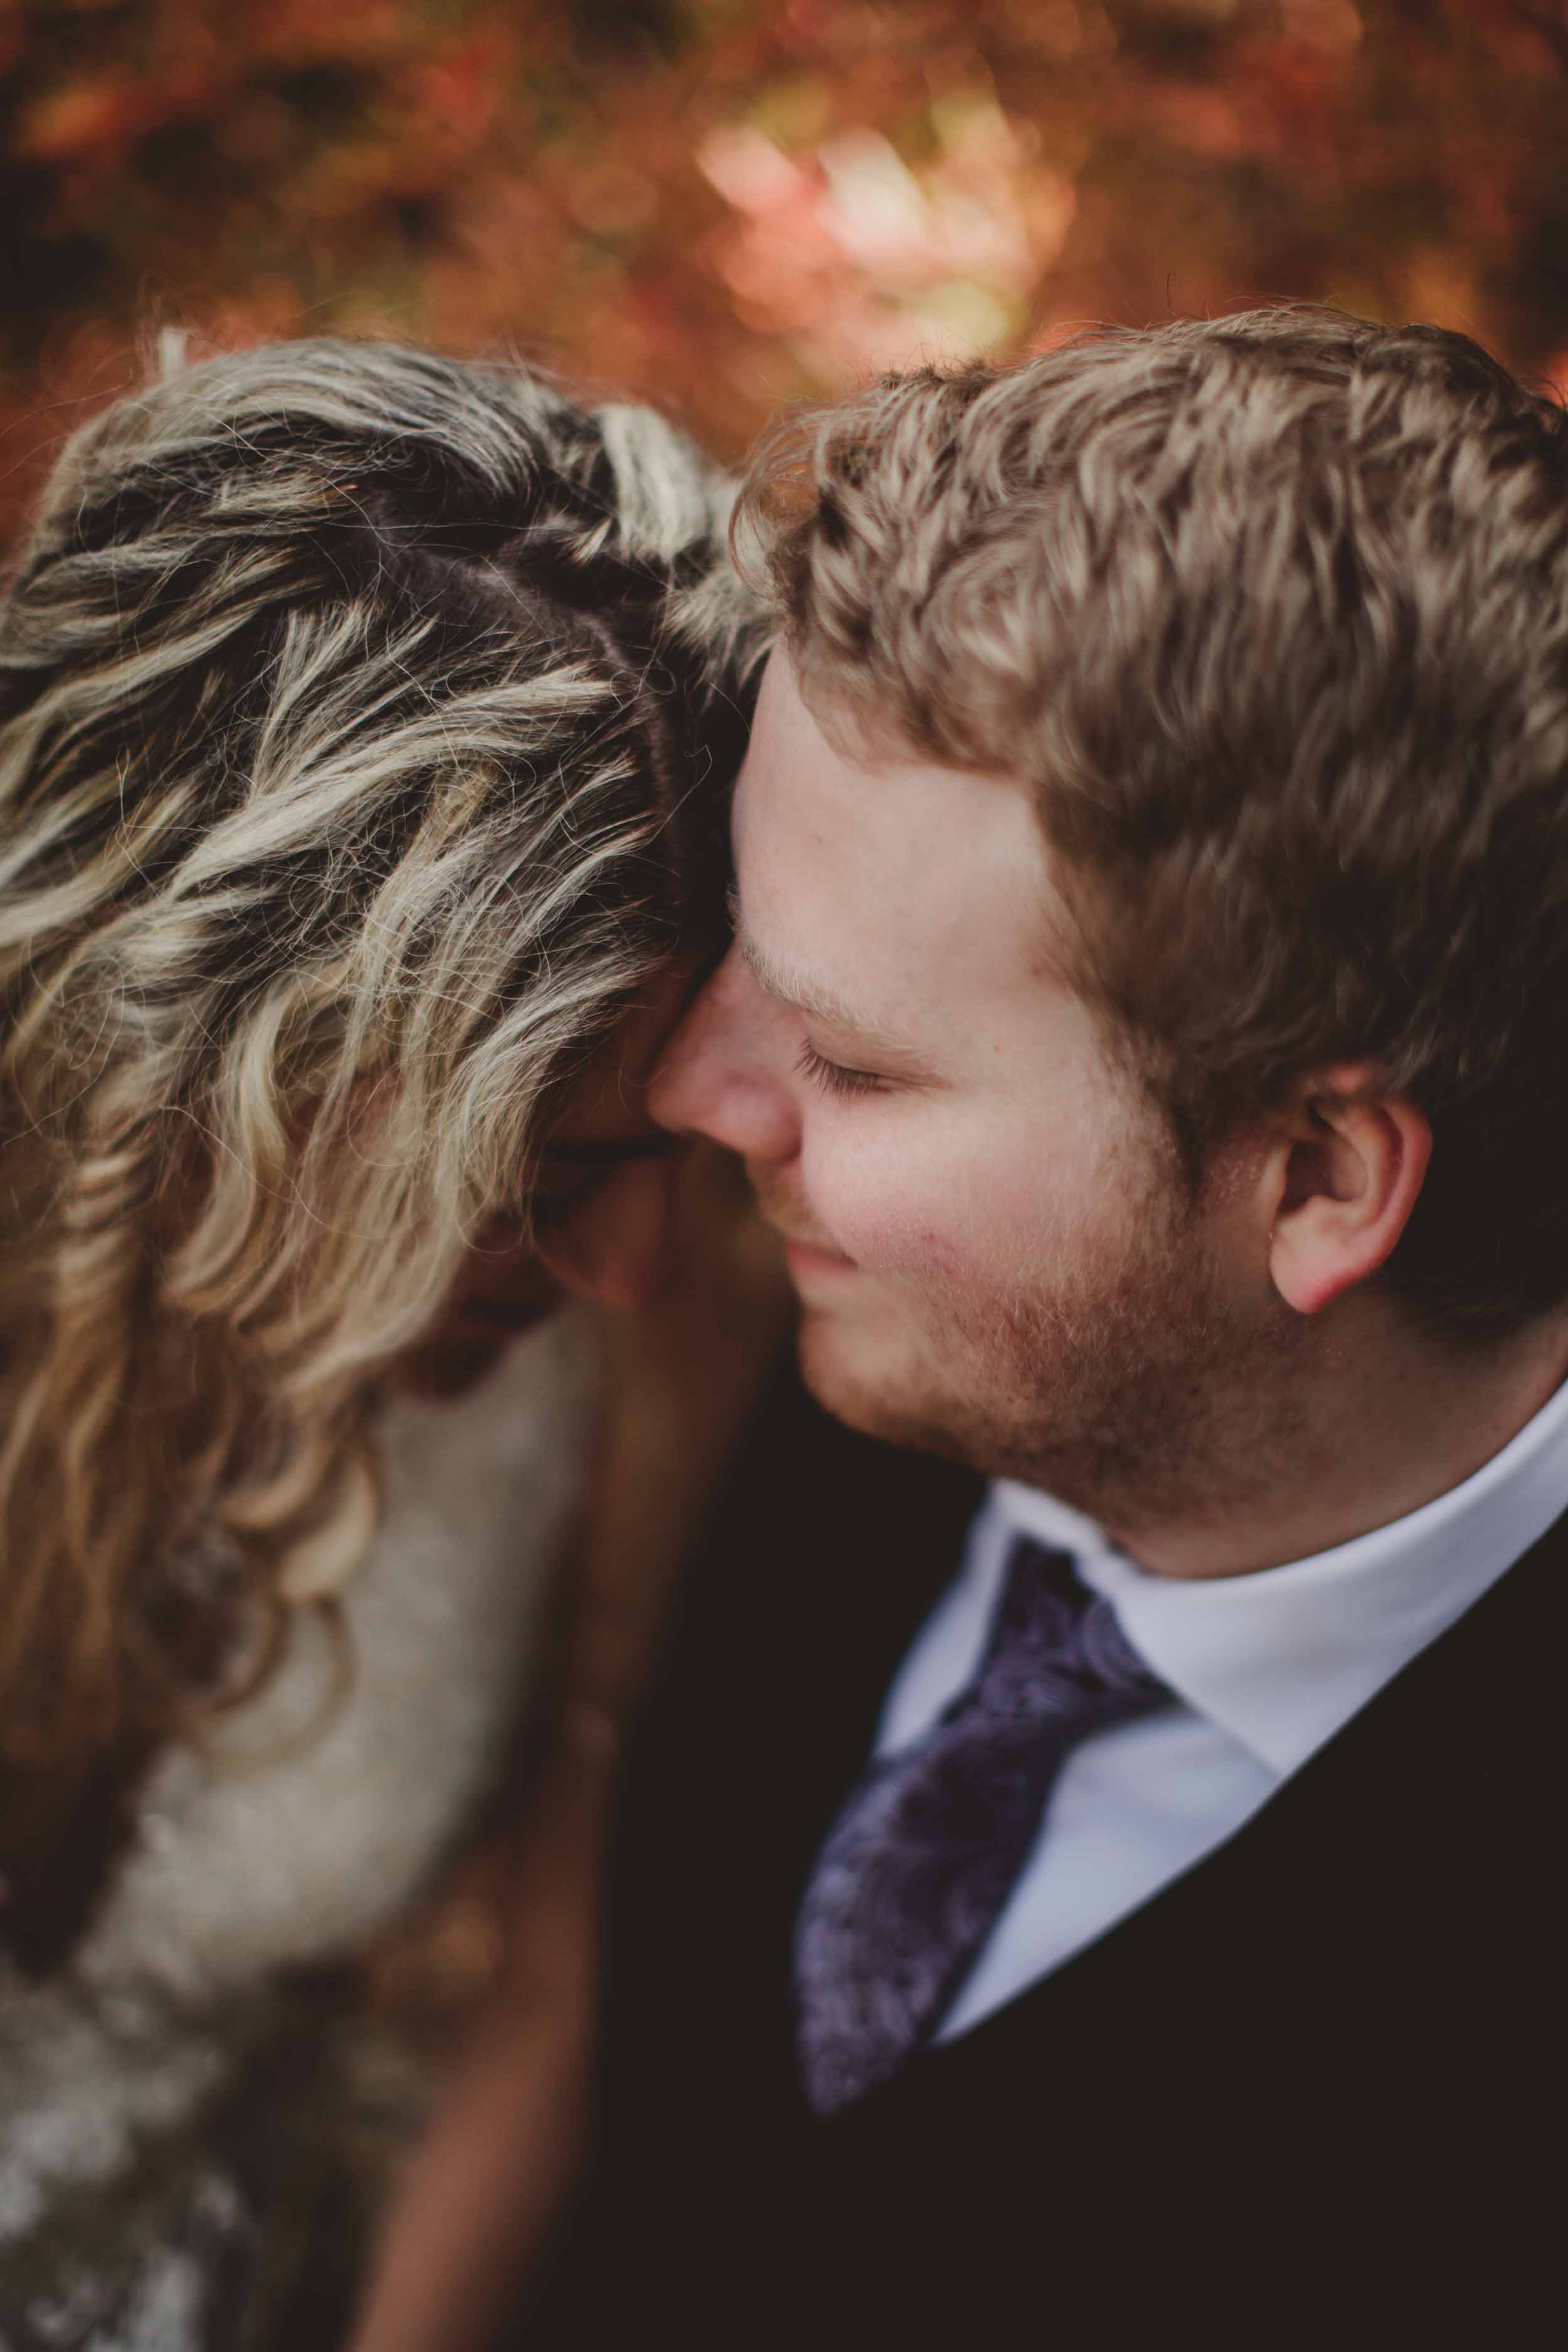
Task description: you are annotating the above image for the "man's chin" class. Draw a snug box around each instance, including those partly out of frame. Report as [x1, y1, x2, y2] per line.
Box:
[794, 1311, 991, 1471]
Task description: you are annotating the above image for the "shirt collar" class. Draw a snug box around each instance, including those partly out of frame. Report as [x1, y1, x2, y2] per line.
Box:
[992, 1371, 1568, 1776]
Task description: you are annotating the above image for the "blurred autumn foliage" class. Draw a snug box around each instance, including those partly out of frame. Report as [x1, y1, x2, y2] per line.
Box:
[5, 0, 1568, 544]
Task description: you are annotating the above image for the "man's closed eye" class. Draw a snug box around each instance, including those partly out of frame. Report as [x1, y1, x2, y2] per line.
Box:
[796, 1041, 888, 1100]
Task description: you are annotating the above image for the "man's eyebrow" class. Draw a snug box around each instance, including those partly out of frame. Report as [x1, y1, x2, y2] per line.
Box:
[737, 924, 930, 1064]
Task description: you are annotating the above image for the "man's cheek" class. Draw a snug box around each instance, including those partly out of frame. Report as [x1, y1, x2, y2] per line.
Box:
[824, 1183, 977, 1288]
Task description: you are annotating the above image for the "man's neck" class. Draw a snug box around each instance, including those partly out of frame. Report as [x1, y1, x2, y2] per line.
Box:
[1103, 1302, 1568, 1581]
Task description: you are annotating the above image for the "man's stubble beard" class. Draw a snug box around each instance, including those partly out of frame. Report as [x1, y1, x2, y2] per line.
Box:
[791, 1170, 1310, 1541]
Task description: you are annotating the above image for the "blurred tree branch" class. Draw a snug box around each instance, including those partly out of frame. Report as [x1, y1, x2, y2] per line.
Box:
[5, 1, 1568, 548]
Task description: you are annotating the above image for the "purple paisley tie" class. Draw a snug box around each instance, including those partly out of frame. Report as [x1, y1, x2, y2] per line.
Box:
[794, 1534, 1172, 2115]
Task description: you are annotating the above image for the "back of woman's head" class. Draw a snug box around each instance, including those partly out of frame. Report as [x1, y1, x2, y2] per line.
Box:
[0, 339, 757, 1958]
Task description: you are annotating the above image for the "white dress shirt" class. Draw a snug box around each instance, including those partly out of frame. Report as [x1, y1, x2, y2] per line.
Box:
[874, 1372, 1568, 2040]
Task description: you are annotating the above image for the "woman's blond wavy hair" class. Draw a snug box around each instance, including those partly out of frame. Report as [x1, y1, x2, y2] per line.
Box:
[0, 337, 756, 1964]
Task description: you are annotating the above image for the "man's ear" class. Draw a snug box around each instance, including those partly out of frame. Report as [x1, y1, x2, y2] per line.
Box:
[1266, 1062, 1432, 1316]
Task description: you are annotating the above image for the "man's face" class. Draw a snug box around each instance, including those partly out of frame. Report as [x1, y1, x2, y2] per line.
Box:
[652, 653, 1295, 1526]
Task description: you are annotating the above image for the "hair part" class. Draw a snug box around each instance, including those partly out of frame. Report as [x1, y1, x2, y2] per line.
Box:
[0, 337, 760, 1960]
[739, 305, 1568, 1340]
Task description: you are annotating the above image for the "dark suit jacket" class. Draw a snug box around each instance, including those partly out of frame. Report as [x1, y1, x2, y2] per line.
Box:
[530, 1365, 1562, 2344]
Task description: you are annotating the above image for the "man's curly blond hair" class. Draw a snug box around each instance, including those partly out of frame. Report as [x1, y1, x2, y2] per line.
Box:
[0, 338, 756, 1962]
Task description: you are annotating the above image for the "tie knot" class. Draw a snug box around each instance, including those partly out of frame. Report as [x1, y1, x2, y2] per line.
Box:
[983, 1534, 1165, 1703]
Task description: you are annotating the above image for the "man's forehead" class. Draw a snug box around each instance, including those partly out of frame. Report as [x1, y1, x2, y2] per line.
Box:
[734, 916, 934, 1063]
[736, 651, 1059, 1018]
[743, 647, 928, 816]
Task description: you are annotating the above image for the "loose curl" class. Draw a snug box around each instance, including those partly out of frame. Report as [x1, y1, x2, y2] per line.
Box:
[0, 338, 759, 1966]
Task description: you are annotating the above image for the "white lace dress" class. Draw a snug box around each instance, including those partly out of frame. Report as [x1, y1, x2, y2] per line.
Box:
[0, 1310, 600, 2351]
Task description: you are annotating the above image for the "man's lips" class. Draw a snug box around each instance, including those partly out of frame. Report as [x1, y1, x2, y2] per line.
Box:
[749, 1177, 857, 1275]
[780, 1233, 858, 1278]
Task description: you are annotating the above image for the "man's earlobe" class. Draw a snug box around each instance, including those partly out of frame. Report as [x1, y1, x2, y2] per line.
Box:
[1267, 1064, 1432, 1316]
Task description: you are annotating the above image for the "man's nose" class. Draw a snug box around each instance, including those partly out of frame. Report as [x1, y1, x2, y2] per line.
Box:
[649, 946, 800, 1167]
